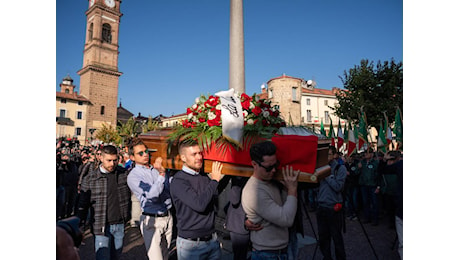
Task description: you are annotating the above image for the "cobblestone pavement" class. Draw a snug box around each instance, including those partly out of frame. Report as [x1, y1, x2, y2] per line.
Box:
[78, 209, 400, 260]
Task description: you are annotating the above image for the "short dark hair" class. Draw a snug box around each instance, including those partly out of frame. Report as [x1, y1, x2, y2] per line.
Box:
[250, 141, 277, 163]
[388, 150, 402, 160]
[101, 145, 118, 155]
[128, 138, 147, 156]
[178, 140, 199, 156]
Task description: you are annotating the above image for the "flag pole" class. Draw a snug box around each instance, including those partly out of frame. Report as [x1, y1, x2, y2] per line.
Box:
[359, 106, 372, 151]
[383, 111, 393, 151]
[395, 105, 403, 150]
[329, 115, 335, 148]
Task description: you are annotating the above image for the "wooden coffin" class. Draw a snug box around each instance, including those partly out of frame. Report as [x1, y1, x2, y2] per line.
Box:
[139, 128, 330, 183]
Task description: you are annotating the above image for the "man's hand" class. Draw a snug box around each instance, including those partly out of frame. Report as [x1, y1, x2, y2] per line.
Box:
[209, 161, 224, 181]
[154, 157, 166, 176]
[244, 218, 263, 231]
[281, 165, 299, 197]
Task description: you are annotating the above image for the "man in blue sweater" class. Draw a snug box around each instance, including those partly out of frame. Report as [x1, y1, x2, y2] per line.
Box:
[316, 145, 347, 260]
[170, 140, 224, 260]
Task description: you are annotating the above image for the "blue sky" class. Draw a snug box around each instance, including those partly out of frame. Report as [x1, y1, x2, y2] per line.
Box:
[56, 0, 402, 117]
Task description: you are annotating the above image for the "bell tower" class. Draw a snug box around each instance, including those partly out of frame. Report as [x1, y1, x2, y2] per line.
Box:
[78, 0, 123, 137]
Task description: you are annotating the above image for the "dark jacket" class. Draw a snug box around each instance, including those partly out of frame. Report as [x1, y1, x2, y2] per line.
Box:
[358, 159, 380, 186]
[78, 165, 131, 235]
[225, 176, 249, 235]
[317, 160, 347, 208]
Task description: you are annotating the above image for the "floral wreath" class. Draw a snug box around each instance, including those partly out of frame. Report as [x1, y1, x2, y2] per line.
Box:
[168, 92, 286, 151]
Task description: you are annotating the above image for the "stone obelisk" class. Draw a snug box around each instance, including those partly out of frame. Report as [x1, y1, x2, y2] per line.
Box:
[229, 0, 245, 94]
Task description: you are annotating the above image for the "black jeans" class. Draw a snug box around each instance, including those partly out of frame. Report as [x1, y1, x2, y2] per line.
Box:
[316, 206, 346, 260]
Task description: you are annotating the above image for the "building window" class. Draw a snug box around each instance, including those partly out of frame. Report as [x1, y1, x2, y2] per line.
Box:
[306, 110, 312, 122]
[88, 23, 93, 41]
[75, 127, 82, 136]
[60, 109, 66, 118]
[78, 101, 83, 106]
[292, 87, 298, 102]
[268, 89, 273, 99]
[324, 100, 328, 106]
[102, 23, 112, 43]
[65, 89, 69, 94]
[101, 106, 105, 115]
[77, 111, 83, 120]
[61, 99, 66, 104]
[306, 98, 310, 106]
[325, 111, 330, 123]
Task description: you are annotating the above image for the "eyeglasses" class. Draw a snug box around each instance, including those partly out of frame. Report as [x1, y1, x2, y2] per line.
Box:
[257, 160, 280, 172]
[96, 152, 102, 155]
[136, 150, 149, 156]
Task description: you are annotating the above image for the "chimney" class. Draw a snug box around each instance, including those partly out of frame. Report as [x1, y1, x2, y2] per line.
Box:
[261, 84, 267, 94]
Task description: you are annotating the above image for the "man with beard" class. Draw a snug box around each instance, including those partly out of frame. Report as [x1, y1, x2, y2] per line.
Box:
[77, 145, 131, 260]
[170, 140, 224, 260]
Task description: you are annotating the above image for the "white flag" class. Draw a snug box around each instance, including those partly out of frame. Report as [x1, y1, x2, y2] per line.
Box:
[215, 88, 244, 145]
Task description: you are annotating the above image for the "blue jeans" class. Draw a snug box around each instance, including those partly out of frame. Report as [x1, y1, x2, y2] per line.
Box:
[95, 223, 125, 260]
[176, 234, 221, 260]
[361, 185, 379, 223]
[251, 249, 288, 260]
[345, 185, 359, 216]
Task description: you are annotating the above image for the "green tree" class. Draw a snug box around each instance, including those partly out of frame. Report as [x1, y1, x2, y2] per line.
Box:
[117, 117, 140, 138]
[95, 123, 121, 144]
[333, 59, 403, 129]
[142, 116, 159, 133]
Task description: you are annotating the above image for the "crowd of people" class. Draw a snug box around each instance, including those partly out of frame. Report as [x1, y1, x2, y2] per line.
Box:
[56, 136, 403, 260]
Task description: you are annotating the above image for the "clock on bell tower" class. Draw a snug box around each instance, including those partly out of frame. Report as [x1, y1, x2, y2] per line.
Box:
[78, 0, 123, 137]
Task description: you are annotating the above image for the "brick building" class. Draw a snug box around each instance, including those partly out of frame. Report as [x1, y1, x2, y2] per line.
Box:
[77, 0, 123, 139]
[262, 74, 346, 133]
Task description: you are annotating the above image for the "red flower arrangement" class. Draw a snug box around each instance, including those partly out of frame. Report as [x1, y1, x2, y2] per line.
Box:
[170, 92, 286, 149]
[182, 93, 285, 129]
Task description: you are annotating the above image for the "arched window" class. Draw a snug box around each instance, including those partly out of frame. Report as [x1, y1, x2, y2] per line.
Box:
[88, 23, 93, 41]
[102, 23, 112, 43]
[101, 105, 105, 115]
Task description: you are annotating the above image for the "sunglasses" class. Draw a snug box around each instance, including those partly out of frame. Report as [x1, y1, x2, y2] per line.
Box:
[136, 150, 149, 156]
[257, 160, 280, 172]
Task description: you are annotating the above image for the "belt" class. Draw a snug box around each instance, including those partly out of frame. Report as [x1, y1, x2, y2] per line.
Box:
[142, 211, 169, 218]
[186, 233, 215, 242]
[253, 247, 288, 254]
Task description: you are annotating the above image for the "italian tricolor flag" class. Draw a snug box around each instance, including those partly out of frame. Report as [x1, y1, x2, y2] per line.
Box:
[337, 119, 344, 150]
[347, 122, 357, 155]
